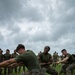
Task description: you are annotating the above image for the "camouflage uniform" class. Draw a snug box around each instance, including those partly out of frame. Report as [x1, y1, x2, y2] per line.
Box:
[59, 55, 69, 75]
[0, 50, 4, 74]
[39, 52, 58, 75]
[14, 50, 43, 75]
[59, 63, 69, 75]
[11, 52, 18, 74]
[64, 53, 75, 75]
[3, 51, 11, 75]
[52, 52, 58, 67]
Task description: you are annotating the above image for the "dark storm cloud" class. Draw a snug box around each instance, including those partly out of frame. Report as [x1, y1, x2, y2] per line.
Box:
[0, 0, 23, 24]
[7, 24, 21, 34]
[30, 31, 50, 42]
[50, 25, 71, 41]
[0, 0, 44, 25]
[0, 0, 75, 54]
[48, 0, 75, 24]
[20, 6, 44, 22]
[47, 0, 75, 42]
[13, 31, 29, 44]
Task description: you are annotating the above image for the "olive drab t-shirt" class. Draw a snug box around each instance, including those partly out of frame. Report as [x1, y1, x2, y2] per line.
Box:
[14, 50, 40, 70]
[65, 53, 75, 64]
[4, 53, 11, 60]
[0, 54, 4, 62]
[40, 52, 52, 66]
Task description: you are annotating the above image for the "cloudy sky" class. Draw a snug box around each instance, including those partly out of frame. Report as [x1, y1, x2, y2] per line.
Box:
[0, 0, 75, 55]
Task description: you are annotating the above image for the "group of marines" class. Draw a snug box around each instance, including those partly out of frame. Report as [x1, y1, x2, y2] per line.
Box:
[0, 44, 75, 75]
[0, 49, 25, 75]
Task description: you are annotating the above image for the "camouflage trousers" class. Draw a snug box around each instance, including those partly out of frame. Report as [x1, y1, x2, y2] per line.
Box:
[22, 68, 46, 75]
[66, 63, 75, 75]
[59, 64, 69, 75]
[41, 66, 58, 75]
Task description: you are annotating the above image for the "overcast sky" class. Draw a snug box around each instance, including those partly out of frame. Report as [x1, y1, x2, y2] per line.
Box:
[0, 0, 75, 55]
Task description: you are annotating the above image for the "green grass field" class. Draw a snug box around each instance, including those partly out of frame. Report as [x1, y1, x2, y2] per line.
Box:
[1, 64, 75, 75]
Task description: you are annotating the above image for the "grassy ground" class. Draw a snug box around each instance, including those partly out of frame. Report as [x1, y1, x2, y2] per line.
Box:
[1, 64, 75, 75]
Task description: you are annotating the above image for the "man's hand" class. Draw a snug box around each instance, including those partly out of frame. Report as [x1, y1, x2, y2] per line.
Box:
[56, 61, 60, 64]
[56, 57, 69, 64]
[0, 58, 16, 68]
[48, 62, 52, 64]
[40, 63, 47, 65]
[40, 62, 51, 66]
[9, 63, 18, 68]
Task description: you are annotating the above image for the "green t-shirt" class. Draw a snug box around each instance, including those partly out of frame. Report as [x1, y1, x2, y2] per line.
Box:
[4, 53, 11, 60]
[0, 54, 4, 62]
[40, 52, 52, 66]
[14, 50, 40, 70]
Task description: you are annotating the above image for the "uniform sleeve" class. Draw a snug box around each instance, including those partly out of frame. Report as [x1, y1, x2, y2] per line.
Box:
[14, 54, 24, 63]
[66, 54, 71, 58]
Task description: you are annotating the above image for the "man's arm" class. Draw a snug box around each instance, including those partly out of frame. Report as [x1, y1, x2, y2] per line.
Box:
[9, 62, 24, 68]
[48, 54, 53, 64]
[0, 58, 17, 68]
[56, 57, 69, 64]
